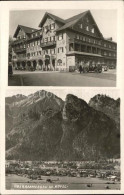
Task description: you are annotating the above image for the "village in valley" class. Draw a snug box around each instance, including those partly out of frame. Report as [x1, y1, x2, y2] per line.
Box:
[6, 159, 120, 190]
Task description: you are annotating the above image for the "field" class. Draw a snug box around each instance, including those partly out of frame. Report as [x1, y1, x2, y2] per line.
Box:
[6, 174, 120, 190]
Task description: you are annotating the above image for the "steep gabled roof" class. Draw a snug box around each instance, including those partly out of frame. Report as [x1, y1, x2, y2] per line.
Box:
[56, 10, 103, 38]
[56, 11, 89, 32]
[56, 19, 79, 32]
[38, 12, 65, 27]
[65, 10, 88, 23]
[13, 25, 38, 38]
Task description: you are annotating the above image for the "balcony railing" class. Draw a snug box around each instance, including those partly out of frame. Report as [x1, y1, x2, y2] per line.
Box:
[69, 38, 116, 51]
[13, 47, 26, 53]
[12, 38, 26, 45]
[40, 41, 56, 47]
[12, 56, 26, 61]
[27, 34, 42, 41]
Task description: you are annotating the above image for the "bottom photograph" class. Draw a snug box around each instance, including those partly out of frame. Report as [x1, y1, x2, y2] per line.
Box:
[5, 88, 120, 190]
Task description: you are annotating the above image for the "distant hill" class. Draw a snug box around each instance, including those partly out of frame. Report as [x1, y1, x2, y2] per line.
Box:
[89, 94, 120, 131]
[5, 91, 120, 161]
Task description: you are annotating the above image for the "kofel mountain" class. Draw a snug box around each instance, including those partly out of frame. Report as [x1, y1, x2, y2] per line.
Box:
[5, 90, 120, 161]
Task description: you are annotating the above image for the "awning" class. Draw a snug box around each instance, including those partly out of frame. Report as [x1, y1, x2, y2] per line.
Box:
[66, 51, 103, 58]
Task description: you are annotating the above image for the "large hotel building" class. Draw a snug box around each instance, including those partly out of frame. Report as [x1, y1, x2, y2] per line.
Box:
[11, 10, 117, 71]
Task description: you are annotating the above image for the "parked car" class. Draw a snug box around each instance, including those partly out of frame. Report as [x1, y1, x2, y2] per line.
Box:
[102, 64, 108, 71]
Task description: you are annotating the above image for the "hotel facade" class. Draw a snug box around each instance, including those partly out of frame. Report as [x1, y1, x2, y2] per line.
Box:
[11, 10, 117, 71]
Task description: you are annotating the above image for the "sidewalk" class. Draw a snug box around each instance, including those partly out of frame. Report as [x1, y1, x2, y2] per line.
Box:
[14, 70, 60, 75]
[8, 75, 22, 86]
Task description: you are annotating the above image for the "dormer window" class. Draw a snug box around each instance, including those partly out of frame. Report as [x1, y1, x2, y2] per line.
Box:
[91, 28, 94, 33]
[51, 23, 55, 30]
[79, 24, 83, 29]
[86, 26, 89, 31]
[58, 33, 63, 40]
[76, 34, 80, 39]
[44, 26, 49, 33]
[86, 17, 89, 22]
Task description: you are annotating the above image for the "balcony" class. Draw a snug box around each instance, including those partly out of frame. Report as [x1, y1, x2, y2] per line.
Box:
[67, 51, 103, 58]
[13, 47, 26, 53]
[69, 43, 102, 56]
[12, 38, 26, 45]
[27, 34, 42, 41]
[40, 41, 56, 48]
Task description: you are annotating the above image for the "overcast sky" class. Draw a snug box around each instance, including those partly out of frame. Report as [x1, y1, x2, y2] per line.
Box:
[9, 9, 117, 42]
[6, 88, 119, 103]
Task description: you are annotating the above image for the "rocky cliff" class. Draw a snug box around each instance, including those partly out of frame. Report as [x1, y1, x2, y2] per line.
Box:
[6, 91, 120, 161]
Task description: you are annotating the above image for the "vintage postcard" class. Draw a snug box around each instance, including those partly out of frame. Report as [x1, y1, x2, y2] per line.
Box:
[0, 1, 124, 195]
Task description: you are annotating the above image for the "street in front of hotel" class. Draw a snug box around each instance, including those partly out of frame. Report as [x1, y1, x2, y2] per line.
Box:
[8, 69, 116, 87]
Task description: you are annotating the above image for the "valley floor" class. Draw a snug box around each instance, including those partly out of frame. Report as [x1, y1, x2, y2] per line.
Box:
[6, 174, 120, 190]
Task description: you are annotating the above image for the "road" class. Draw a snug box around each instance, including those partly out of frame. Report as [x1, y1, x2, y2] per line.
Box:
[8, 70, 116, 87]
[6, 174, 120, 190]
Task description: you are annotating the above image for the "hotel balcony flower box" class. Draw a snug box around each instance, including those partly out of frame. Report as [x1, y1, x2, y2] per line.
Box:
[40, 41, 56, 48]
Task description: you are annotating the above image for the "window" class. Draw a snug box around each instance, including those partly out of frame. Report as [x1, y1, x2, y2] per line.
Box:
[109, 45, 111, 48]
[86, 17, 89, 22]
[44, 26, 49, 33]
[79, 24, 83, 29]
[91, 28, 94, 33]
[24, 44, 26, 48]
[51, 36, 55, 41]
[35, 33, 37, 36]
[83, 36, 85, 41]
[76, 34, 80, 39]
[27, 44, 29, 48]
[50, 23, 55, 30]
[48, 37, 50, 42]
[109, 52, 111, 56]
[57, 59, 62, 66]
[37, 40, 40, 45]
[58, 47, 63, 53]
[45, 50, 48, 54]
[58, 34, 63, 40]
[86, 26, 89, 31]
[104, 51, 107, 56]
[39, 51, 41, 55]
[51, 49, 55, 54]
[44, 38, 48, 43]
[104, 43, 106, 47]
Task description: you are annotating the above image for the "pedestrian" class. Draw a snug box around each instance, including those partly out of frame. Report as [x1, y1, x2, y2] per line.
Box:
[79, 65, 82, 74]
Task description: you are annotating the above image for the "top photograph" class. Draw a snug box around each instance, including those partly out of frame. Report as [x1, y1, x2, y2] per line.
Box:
[8, 9, 117, 87]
